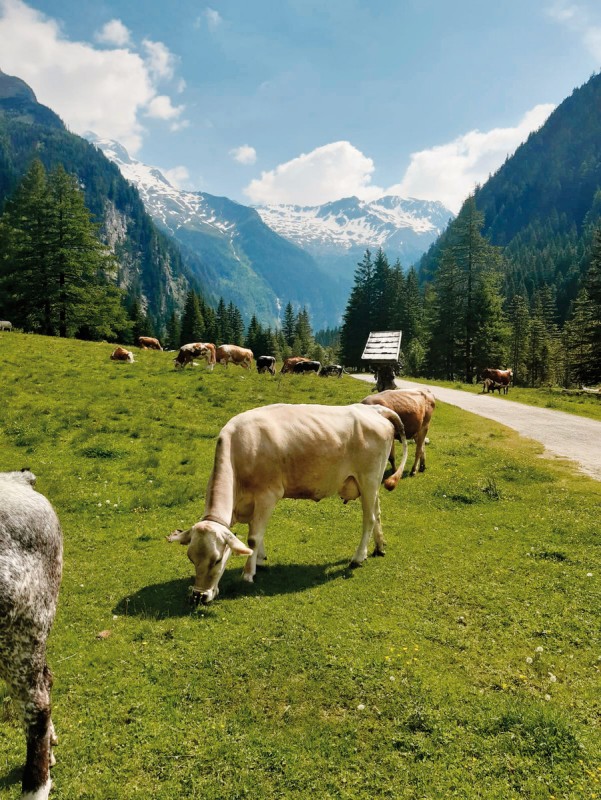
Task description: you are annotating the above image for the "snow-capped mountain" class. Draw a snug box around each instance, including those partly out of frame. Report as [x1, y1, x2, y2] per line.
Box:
[256, 196, 453, 278]
[86, 134, 343, 327]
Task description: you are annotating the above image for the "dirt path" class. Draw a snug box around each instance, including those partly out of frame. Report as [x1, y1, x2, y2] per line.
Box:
[353, 375, 601, 482]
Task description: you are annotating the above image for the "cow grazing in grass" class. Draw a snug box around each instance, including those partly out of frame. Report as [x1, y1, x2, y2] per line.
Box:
[281, 356, 310, 374]
[0, 320, 13, 332]
[0, 470, 62, 800]
[293, 360, 321, 375]
[361, 388, 435, 476]
[482, 378, 503, 395]
[481, 368, 512, 394]
[256, 355, 276, 375]
[167, 403, 408, 605]
[138, 336, 162, 351]
[174, 342, 216, 371]
[215, 345, 253, 369]
[320, 364, 346, 378]
[110, 346, 134, 363]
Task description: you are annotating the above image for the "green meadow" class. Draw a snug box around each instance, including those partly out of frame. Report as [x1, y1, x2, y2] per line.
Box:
[0, 333, 600, 800]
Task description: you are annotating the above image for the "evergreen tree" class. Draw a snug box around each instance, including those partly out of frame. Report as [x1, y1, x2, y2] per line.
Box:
[282, 302, 296, 346]
[564, 288, 593, 385]
[371, 249, 393, 330]
[228, 302, 245, 346]
[340, 249, 375, 368]
[583, 226, 601, 382]
[165, 311, 181, 350]
[508, 294, 530, 385]
[294, 307, 314, 354]
[426, 250, 464, 379]
[216, 297, 232, 343]
[245, 314, 263, 354]
[179, 290, 204, 345]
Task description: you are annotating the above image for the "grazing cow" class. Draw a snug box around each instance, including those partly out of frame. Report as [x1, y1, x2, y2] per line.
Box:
[110, 346, 134, 363]
[138, 336, 162, 351]
[482, 378, 503, 395]
[292, 360, 321, 374]
[320, 364, 346, 378]
[281, 356, 310, 374]
[481, 368, 512, 394]
[0, 320, 13, 332]
[215, 345, 253, 369]
[174, 342, 216, 371]
[256, 355, 276, 375]
[361, 388, 435, 477]
[0, 470, 62, 800]
[167, 402, 409, 604]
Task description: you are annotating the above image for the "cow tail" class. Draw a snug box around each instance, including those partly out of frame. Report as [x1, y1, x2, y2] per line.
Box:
[377, 408, 408, 491]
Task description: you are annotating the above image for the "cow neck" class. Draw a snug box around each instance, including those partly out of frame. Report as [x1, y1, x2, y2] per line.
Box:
[202, 513, 231, 529]
[203, 433, 235, 528]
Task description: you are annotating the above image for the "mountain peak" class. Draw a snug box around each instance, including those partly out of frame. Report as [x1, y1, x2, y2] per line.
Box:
[0, 70, 37, 103]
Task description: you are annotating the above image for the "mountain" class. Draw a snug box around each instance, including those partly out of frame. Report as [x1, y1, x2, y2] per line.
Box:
[87, 135, 344, 328]
[256, 196, 453, 280]
[0, 70, 199, 324]
[419, 71, 601, 322]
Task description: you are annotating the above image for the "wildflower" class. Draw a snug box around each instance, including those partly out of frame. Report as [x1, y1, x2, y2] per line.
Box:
[535, 646, 543, 653]
[526, 657, 533, 664]
[548, 673, 557, 682]
[357, 704, 365, 711]
[587, 572, 593, 577]
[544, 694, 551, 701]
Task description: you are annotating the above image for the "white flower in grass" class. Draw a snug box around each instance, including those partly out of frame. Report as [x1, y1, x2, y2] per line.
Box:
[526, 657, 533, 664]
[535, 646, 543, 653]
[548, 673, 557, 682]
[357, 703, 366, 711]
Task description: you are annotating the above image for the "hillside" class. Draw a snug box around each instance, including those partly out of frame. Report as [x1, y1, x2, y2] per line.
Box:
[419, 71, 601, 321]
[0, 70, 199, 323]
[88, 136, 345, 328]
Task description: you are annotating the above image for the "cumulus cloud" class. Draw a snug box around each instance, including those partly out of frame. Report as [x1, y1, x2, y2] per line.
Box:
[0, 0, 185, 153]
[204, 7, 223, 31]
[547, 1, 601, 59]
[94, 18, 131, 47]
[230, 145, 257, 165]
[161, 165, 191, 189]
[389, 104, 555, 212]
[244, 141, 383, 205]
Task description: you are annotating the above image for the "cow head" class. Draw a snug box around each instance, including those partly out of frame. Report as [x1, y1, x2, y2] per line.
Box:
[167, 521, 252, 605]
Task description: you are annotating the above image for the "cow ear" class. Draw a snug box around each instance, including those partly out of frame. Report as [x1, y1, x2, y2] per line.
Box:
[225, 531, 253, 556]
[167, 528, 192, 545]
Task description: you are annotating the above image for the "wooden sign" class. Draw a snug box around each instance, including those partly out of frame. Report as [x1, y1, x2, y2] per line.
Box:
[361, 330, 402, 362]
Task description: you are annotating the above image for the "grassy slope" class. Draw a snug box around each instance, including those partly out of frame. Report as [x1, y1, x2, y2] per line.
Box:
[0, 334, 599, 800]
[404, 376, 601, 423]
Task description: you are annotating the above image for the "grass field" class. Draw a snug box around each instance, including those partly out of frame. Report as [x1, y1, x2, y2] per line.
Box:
[1, 333, 600, 800]
[404, 376, 601, 423]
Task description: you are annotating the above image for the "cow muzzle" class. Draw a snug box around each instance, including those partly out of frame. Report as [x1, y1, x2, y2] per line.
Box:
[190, 587, 217, 607]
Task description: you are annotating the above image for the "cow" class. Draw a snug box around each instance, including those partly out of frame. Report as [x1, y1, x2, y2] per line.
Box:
[174, 342, 216, 371]
[281, 356, 310, 374]
[481, 368, 512, 394]
[361, 388, 435, 477]
[167, 402, 409, 605]
[215, 345, 253, 369]
[256, 355, 276, 375]
[292, 360, 321, 374]
[0, 470, 62, 800]
[482, 378, 503, 395]
[110, 346, 134, 363]
[320, 364, 346, 378]
[0, 320, 13, 332]
[138, 336, 162, 351]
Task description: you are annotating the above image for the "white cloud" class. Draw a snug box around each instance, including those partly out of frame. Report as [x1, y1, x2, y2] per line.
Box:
[142, 38, 176, 81]
[547, 1, 601, 59]
[0, 0, 186, 153]
[94, 19, 131, 47]
[161, 165, 191, 189]
[244, 141, 383, 205]
[204, 7, 222, 31]
[389, 104, 555, 212]
[230, 145, 257, 165]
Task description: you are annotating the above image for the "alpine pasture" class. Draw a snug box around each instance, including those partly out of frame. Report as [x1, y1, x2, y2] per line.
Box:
[1, 334, 600, 800]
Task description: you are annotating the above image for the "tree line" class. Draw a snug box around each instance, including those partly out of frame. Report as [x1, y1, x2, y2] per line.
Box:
[339, 197, 601, 386]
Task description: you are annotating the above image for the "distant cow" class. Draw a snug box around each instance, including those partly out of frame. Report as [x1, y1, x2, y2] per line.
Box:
[0, 320, 12, 332]
[138, 336, 162, 351]
[174, 342, 216, 371]
[281, 356, 310, 374]
[481, 368, 512, 394]
[256, 355, 276, 375]
[320, 364, 346, 378]
[110, 346, 134, 363]
[215, 345, 253, 369]
[0, 470, 62, 800]
[167, 403, 408, 604]
[482, 378, 503, 395]
[292, 360, 321, 374]
[361, 388, 435, 477]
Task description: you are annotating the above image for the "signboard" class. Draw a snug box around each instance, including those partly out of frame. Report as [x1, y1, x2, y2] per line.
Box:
[361, 330, 402, 362]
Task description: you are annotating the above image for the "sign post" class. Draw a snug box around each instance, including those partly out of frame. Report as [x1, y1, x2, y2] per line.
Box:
[361, 331, 403, 392]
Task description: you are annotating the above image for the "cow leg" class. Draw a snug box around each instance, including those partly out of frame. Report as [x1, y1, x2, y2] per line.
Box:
[13, 660, 55, 800]
[411, 427, 427, 476]
[242, 499, 276, 582]
[351, 480, 382, 567]
[387, 442, 396, 471]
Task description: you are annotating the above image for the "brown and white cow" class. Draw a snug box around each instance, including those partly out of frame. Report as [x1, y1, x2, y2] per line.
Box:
[361, 388, 435, 476]
[174, 342, 216, 371]
[281, 356, 310, 374]
[167, 402, 408, 604]
[481, 368, 512, 394]
[138, 336, 162, 351]
[215, 345, 253, 369]
[110, 346, 134, 363]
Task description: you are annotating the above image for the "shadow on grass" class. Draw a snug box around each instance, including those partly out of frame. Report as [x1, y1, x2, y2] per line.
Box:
[0, 764, 22, 792]
[113, 559, 352, 618]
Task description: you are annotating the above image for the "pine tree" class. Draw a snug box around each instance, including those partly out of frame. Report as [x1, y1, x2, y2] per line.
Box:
[583, 226, 601, 382]
[245, 314, 263, 353]
[294, 307, 314, 354]
[228, 302, 245, 346]
[508, 294, 530, 385]
[216, 297, 232, 343]
[282, 302, 296, 346]
[179, 290, 204, 345]
[165, 311, 181, 350]
[564, 288, 593, 385]
[340, 249, 375, 368]
[426, 250, 464, 379]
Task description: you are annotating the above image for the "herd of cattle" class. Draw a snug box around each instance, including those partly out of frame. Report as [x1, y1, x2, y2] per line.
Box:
[2, 335, 514, 798]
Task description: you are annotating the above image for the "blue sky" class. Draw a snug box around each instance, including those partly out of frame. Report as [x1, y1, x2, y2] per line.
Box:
[1, 0, 600, 211]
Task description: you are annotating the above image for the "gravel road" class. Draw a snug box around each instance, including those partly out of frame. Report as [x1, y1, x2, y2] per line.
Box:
[353, 375, 601, 482]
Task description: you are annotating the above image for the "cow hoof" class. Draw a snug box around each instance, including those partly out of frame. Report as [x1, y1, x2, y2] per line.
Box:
[371, 548, 385, 558]
[242, 572, 255, 583]
[349, 559, 364, 569]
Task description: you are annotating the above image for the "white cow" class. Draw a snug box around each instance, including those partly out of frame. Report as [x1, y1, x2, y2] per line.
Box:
[0, 320, 13, 332]
[168, 403, 408, 604]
